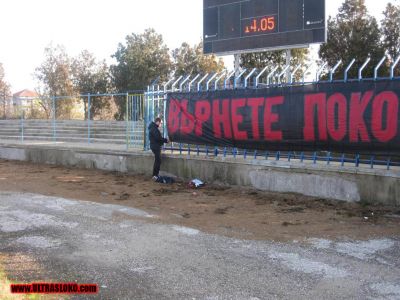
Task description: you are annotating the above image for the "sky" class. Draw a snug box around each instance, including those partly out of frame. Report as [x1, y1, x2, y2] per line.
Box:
[0, 0, 396, 92]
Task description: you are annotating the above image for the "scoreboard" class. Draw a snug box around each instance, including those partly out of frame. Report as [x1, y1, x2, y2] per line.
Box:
[203, 0, 326, 55]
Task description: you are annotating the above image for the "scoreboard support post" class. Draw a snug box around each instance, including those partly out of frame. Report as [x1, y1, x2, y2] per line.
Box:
[234, 54, 241, 78]
[286, 49, 291, 83]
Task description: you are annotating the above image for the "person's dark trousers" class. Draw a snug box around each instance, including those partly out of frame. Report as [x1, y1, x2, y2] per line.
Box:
[151, 146, 161, 177]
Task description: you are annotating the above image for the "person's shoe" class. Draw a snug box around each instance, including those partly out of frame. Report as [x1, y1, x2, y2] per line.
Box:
[152, 176, 158, 182]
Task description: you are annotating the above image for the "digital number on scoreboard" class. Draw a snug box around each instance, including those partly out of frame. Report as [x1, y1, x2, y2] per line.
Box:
[203, 0, 326, 55]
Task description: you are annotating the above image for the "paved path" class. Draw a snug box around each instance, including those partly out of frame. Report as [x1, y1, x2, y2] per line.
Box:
[0, 192, 399, 299]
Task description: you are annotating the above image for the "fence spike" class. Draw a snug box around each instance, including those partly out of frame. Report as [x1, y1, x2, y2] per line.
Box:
[234, 69, 247, 88]
[224, 71, 235, 89]
[255, 65, 269, 87]
[244, 68, 257, 88]
[171, 76, 183, 92]
[214, 71, 227, 90]
[188, 74, 200, 92]
[374, 54, 387, 80]
[390, 55, 400, 79]
[278, 65, 291, 84]
[302, 63, 313, 84]
[344, 58, 356, 82]
[316, 62, 328, 82]
[290, 64, 302, 84]
[163, 78, 174, 93]
[266, 66, 279, 86]
[329, 60, 342, 82]
[179, 75, 191, 91]
[206, 73, 219, 91]
[197, 73, 209, 91]
[358, 57, 371, 80]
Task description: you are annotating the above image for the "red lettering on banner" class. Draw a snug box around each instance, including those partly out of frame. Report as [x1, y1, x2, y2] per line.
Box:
[231, 98, 248, 140]
[349, 91, 373, 142]
[194, 100, 211, 136]
[213, 99, 232, 138]
[247, 97, 264, 140]
[303, 93, 327, 141]
[371, 91, 398, 142]
[180, 99, 195, 134]
[168, 99, 181, 134]
[327, 93, 347, 141]
[264, 96, 284, 141]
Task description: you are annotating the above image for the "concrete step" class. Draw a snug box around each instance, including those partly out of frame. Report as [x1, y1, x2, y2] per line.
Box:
[0, 136, 130, 144]
[0, 120, 144, 128]
[0, 126, 143, 132]
[0, 119, 135, 123]
[1, 133, 128, 139]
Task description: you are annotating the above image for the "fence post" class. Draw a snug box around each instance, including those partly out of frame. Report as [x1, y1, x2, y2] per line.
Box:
[163, 91, 167, 140]
[52, 96, 56, 142]
[144, 87, 149, 151]
[125, 92, 129, 151]
[20, 109, 24, 142]
[87, 93, 91, 144]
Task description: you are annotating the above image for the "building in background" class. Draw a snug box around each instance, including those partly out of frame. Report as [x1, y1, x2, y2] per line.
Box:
[12, 89, 43, 118]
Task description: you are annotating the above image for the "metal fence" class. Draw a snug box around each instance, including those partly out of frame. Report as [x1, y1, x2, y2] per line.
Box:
[2, 55, 399, 170]
[144, 54, 400, 170]
[1, 93, 145, 149]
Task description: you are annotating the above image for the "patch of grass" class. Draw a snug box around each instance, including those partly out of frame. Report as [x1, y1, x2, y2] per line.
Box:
[0, 265, 40, 300]
[0, 260, 66, 300]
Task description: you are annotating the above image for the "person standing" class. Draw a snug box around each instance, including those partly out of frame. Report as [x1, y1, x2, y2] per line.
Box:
[148, 117, 169, 180]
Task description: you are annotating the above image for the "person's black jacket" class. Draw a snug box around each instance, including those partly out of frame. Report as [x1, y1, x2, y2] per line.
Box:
[148, 122, 168, 149]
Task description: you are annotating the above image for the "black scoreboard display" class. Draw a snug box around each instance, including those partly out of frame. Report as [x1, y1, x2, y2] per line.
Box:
[203, 0, 326, 55]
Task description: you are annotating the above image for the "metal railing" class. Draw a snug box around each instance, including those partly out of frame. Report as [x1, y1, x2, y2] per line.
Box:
[1, 93, 146, 150]
[144, 54, 400, 170]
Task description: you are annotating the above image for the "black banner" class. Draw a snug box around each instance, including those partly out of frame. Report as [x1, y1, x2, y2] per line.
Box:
[166, 80, 400, 155]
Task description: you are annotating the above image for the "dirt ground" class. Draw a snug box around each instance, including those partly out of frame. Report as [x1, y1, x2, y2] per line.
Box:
[0, 159, 399, 242]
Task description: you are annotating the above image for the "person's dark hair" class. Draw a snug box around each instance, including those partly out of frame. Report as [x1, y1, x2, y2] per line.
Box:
[155, 117, 162, 123]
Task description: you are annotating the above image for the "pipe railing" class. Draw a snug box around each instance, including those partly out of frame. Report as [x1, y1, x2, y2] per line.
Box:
[224, 71, 235, 89]
[153, 53, 400, 93]
[171, 76, 183, 92]
[179, 75, 191, 92]
[344, 58, 356, 82]
[266, 66, 279, 86]
[391, 55, 400, 79]
[214, 71, 227, 90]
[163, 78, 175, 93]
[244, 68, 257, 88]
[316, 62, 328, 82]
[255, 66, 270, 87]
[188, 74, 201, 92]
[290, 64, 302, 84]
[278, 65, 291, 84]
[206, 73, 219, 91]
[234, 69, 247, 88]
[329, 60, 342, 82]
[197, 73, 209, 91]
[302, 63, 313, 84]
[374, 55, 387, 80]
[358, 57, 371, 80]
